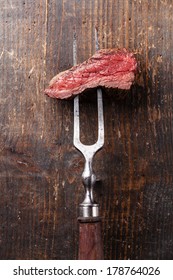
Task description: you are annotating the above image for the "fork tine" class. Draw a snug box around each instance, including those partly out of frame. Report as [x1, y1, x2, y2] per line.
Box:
[73, 30, 77, 66]
[73, 30, 80, 150]
[73, 30, 80, 149]
[96, 87, 104, 148]
[73, 95, 80, 148]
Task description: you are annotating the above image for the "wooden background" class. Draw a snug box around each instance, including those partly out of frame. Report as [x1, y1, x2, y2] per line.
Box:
[0, 0, 173, 260]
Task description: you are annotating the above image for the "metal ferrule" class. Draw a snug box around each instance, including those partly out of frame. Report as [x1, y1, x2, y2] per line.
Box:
[79, 204, 99, 218]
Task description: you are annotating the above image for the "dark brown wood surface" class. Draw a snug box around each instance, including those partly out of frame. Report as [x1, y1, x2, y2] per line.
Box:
[0, 0, 173, 260]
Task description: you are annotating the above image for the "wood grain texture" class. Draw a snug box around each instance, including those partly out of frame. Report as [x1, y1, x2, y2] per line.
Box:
[78, 221, 104, 260]
[0, 0, 173, 260]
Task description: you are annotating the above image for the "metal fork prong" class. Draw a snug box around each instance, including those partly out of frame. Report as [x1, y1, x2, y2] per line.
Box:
[73, 30, 77, 66]
[73, 95, 80, 148]
[73, 29, 81, 151]
[95, 27, 100, 52]
[96, 87, 104, 148]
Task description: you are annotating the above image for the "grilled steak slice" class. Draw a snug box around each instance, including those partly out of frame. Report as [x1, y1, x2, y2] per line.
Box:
[45, 49, 137, 99]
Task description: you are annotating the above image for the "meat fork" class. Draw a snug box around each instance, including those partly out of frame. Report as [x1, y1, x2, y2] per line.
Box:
[73, 30, 104, 259]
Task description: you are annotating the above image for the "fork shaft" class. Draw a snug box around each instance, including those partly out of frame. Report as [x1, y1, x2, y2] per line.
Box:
[80, 155, 98, 217]
[82, 156, 95, 203]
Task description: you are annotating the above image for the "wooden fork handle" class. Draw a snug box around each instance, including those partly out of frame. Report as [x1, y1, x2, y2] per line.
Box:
[78, 218, 104, 260]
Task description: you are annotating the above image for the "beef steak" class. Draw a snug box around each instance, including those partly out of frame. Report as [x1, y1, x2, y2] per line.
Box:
[45, 49, 137, 99]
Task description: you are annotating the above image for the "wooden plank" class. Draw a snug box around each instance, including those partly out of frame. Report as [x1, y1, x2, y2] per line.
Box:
[0, 0, 173, 260]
